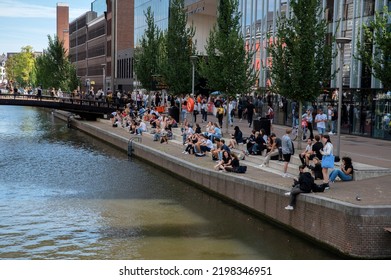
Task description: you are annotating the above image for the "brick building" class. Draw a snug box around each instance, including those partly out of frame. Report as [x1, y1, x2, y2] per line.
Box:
[56, 3, 70, 54]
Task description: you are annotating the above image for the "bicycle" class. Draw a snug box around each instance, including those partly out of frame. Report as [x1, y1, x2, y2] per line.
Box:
[290, 126, 298, 141]
[290, 125, 307, 141]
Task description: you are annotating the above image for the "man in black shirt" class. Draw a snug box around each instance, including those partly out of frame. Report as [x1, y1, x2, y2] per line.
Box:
[246, 100, 256, 127]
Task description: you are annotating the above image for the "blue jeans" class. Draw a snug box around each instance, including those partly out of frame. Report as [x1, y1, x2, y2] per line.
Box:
[181, 110, 187, 123]
[329, 169, 353, 182]
[317, 127, 325, 135]
[136, 128, 144, 135]
[331, 120, 337, 133]
[210, 133, 222, 143]
[182, 133, 187, 145]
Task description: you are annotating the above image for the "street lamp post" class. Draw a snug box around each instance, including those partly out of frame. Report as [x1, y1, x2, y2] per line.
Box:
[190, 55, 198, 97]
[101, 64, 106, 92]
[189, 55, 198, 125]
[335, 37, 351, 158]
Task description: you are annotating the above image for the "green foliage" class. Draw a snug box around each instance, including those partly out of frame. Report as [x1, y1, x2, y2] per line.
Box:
[199, 0, 257, 97]
[5, 46, 36, 87]
[160, 0, 195, 95]
[134, 7, 163, 91]
[35, 35, 79, 92]
[267, 0, 334, 102]
[356, 6, 391, 90]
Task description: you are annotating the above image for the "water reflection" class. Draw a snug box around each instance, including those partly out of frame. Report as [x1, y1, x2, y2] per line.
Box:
[0, 106, 341, 259]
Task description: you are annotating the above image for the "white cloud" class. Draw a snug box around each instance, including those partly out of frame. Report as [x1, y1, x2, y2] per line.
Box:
[0, 0, 88, 19]
[0, 0, 55, 18]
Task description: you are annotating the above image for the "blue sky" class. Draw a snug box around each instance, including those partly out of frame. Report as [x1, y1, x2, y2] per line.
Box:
[0, 0, 92, 54]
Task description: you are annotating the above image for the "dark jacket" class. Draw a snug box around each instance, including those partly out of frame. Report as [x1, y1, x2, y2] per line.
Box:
[309, 163, 323, 180]
[298, 172, 315, 192]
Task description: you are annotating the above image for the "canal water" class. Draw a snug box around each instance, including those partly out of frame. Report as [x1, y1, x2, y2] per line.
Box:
[0, 106, 341, 260]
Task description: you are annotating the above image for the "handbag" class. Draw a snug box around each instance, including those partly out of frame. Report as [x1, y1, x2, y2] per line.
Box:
[321, 154, 335, 168]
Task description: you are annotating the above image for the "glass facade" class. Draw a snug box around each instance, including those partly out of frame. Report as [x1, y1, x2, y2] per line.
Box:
[134, 0, 170, 46]
[238, 0, 391, 89]
[238, 0, 391, 140]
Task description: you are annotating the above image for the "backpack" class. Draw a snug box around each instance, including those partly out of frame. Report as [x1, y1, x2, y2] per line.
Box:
[217, 107, 224, 115]
[312, 183, 326, 193]
[269, 110, 274, 119]
[234, 165, 247, 173]
[331, 109, 338, 121]
[290, 140, 295, 155]
[195, 153, 206, 157]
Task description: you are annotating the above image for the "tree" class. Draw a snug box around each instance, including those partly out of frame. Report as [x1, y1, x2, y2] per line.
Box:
[199, 0, 257, 132]
[134, 7, 163, 91]
[5, 46, 36, 88]
[35, 35, 79, 92]
[161, 0, 195, 96]
[267, 0, 334, 146]
[356, 6, 391, 90]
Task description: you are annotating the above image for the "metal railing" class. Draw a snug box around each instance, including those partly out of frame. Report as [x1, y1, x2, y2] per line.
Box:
[128, 136, 142, 158]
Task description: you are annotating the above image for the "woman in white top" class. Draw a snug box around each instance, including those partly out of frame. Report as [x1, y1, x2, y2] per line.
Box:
[320, 134, 334, 186]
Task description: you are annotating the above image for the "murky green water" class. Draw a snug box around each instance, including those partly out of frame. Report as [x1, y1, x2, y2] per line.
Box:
[0, 106, 341, 259]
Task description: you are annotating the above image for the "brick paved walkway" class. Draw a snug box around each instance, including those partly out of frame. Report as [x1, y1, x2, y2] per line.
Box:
[88, 113, 391, 206]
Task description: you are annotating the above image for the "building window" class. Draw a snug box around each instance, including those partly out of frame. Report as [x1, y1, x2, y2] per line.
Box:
[364, 0, 375, 17]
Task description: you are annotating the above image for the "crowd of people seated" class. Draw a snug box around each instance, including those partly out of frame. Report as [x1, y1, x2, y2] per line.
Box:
[107, 94, 355, 196]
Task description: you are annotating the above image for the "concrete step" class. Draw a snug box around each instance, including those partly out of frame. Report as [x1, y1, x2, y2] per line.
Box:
[144, 121, 391, 181]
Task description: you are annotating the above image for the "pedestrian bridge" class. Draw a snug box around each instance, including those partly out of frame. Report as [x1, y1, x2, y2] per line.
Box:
[0, 93, 120, 119]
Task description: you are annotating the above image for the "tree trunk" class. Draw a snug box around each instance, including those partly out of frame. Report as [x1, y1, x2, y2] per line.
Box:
[297, 101, 303, 150]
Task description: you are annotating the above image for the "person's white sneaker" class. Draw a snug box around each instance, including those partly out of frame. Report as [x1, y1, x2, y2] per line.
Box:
[260, 164, 265, 167]
[284, 192, 291, 196]
[282, 173, 289, 178]
[285, 205, 294, 210]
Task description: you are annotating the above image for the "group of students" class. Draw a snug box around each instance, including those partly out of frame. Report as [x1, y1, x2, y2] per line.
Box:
[110, 105, 178, 143]
[225, 123, 355, 211]
[181, 122, 246, 173]
[284, 133, 355, 211]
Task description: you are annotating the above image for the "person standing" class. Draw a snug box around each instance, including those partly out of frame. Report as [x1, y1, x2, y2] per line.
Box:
[330, 105, 338, 135]
[291, 101, 298, 127]
[36, 85, 42, 100]
[315, 108, 327, 135]
[201, 100, 208, 123]
[245, 99, 256, 128]
[136, 91, 143, 109]
[237, 100, 244, 121]
[216, 104, 225, 128]
[303, 109, 314, 140]
[228, 100, 235, 127]
[281, 128, 294, 177]
[193, 100, 200, 124]
[181, 100, 188, 124]
[320, 134, 334, 188]
[327, 105, 333, 133]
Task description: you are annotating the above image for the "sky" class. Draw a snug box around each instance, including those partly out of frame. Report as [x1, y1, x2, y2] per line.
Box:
[0, 0, 92, 54]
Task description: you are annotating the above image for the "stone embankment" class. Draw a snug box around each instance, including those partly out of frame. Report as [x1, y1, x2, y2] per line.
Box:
[55, 111, 391, 259]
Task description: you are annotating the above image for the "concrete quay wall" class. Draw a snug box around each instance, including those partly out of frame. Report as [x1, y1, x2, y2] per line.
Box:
[59, 113, 391, 259]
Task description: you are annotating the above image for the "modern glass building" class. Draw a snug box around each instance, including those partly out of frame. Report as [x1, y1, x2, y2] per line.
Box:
[134, 0, 170, 47]
[239, 0, 391, 89]
[134, 0, 217, 54]
[239, 0, 391, 140]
